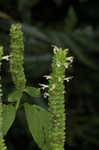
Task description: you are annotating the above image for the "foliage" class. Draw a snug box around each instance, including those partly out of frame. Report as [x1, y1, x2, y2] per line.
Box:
[2, 104, 16, 136]
[0, 1, 99, 149]
[24, 103, 50, 150]
[0, 24, 71, 150]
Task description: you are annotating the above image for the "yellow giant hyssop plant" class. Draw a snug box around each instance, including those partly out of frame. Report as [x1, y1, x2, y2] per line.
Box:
[0, 24, 73, 150]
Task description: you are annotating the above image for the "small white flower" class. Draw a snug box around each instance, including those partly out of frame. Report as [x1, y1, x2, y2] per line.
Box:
[64, 76, 73, 82]
[2, 55, 11, 61]
[64, 63, 69, 69]
[43, 75, 52, 80]
[67, 56, 74, 63]
[43, 92, 49, 98]
[56, 61, 61, 67]
[52, 45, 59, 54]
[39, 84, 48, 90]
[58, 77, 62, 82]
[65, 48, 69, 52]
[52, 84, 56, 89]
[50, 84, 56, 91]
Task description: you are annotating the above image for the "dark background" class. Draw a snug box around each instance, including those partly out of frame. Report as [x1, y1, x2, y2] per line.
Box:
[0, 0, 99, 149]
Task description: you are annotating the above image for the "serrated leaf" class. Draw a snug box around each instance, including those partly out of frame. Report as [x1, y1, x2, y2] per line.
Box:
[8, 90, 22, 102]
[2, 104, 16, 136]
[24, 103, 50, 150]
[24, 86, 40, 97]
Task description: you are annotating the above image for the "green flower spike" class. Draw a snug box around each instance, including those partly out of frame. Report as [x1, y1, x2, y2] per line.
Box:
[48, 46, 72, 150]
[0, 46, 7, 150]
[10, 24, 26, 90]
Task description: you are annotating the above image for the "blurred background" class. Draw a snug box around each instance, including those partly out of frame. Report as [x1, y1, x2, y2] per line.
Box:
[0, 0, 99, 149]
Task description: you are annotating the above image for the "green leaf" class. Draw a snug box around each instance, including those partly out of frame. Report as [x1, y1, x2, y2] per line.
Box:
[24, 103, 50, 150]
[8, 90, 22, 102]
[24, 86, 40, 97]
[2, 104, 16, 136]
